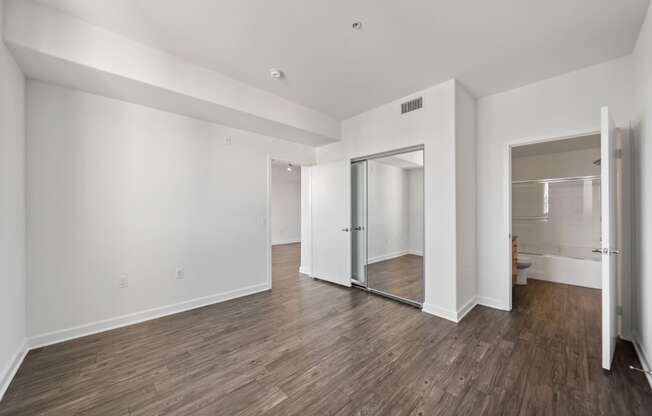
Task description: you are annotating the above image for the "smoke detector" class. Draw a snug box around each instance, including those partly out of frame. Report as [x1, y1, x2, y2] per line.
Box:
[269, 68, 284, 79]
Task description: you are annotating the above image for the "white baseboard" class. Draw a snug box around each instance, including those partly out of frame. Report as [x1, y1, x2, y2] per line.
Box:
[423, 295, 510, 323]
[29, 283, 270, 349]
[299, 266, 311, 275]
[407, 250, 423, 256]
[368, 250, 409, 264]
[0, 340, 28, 402]
[272, 239, 301, 246]
[456, 297, 477, 322]
[422, 303, 457, 322]
[2, 283, 271, 401]
[632, 331, 652, 389]
[476, 295, 510, 311]
[423, 297, 478, 323]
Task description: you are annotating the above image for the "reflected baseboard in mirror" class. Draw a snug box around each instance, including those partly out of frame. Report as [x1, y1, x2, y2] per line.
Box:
[351, 145, 425, 307]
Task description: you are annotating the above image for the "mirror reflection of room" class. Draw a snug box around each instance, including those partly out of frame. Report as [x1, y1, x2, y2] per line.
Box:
[367, 149, 424, 304]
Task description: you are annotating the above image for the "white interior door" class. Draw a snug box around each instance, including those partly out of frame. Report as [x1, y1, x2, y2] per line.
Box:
[600, 106, 618, 370]
[311, 160, 351, 286]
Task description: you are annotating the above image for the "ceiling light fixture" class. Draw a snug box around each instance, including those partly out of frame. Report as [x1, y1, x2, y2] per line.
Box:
[269, 68, 284, 79]
[352, 21, 363, 30]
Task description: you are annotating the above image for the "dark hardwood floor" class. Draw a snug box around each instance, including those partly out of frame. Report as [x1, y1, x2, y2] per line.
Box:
[367, 254, 424, 303]
[1, 243, 650, 415]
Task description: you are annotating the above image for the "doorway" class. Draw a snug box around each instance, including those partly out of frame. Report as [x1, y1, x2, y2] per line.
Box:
[504, 107, 627, 371]
[269, 158, 306, 288]
[351, 146, 425, 307]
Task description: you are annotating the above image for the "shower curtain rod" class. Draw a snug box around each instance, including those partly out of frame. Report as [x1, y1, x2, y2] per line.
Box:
[512, 175, 600, 185]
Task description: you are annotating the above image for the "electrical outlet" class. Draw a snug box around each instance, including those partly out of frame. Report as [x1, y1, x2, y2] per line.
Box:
[224, 136, 232, 145]
[119, 276, 129, 289]
[176, 268, 185, 280]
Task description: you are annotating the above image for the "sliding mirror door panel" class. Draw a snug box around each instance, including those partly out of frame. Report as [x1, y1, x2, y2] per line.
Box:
[351, 161, 368, 286]
[366, 149, 424, 305]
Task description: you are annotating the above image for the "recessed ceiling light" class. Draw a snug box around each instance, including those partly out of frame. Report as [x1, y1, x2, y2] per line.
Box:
[352, 21, 363, 30]
[269, 68, 284, 79]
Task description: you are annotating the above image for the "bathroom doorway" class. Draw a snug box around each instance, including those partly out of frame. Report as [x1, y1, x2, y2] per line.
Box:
[505, 107, 631, 371]
[511, 133, 602, 290]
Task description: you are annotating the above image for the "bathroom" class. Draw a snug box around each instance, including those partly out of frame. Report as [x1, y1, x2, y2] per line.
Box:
[511, 134, 602, 291]
[508, 121, 634, 373]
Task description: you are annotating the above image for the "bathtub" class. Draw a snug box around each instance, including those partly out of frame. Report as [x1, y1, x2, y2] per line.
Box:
[516, 253, 601, 289]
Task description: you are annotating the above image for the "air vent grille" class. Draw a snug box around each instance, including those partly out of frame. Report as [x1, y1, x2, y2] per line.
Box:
[401, 97, 422, 114]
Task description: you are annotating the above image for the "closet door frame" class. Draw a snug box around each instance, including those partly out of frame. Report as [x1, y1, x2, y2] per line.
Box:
[351, 144, 425, 308]
[351, 160, 369, 288]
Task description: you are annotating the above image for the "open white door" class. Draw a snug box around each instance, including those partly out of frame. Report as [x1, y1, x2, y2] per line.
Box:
[600, 106, 618, 370]
[311, 160, 351, 287]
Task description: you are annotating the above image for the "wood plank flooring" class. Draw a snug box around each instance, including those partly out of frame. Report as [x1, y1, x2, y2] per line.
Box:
[367, 254, 424, 303]
[1, 242, 650, 415]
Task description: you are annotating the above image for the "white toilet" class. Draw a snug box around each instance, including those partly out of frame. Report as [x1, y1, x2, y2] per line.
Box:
[516, 255, 532, 285]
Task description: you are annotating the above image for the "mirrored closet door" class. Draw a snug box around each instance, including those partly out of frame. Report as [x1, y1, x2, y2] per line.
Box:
[351, 146, 424, 307]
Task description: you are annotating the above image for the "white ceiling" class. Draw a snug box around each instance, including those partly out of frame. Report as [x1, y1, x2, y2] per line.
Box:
[512, 134, 600, 158]
[35, 0, 649, 119]
[272, 159, 301, 177]
[272, 159, 301, 168]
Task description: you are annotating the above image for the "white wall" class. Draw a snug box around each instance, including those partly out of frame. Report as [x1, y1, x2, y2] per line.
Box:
[367, 160, 409, 262]
[365, 161, 423, 263]
[26, 82, 315, 344]
[454, 84, 477, 312]
[407, 168, 424, 255]
[513, 180, 601, 261]
[300, 167, 311, 275]
[0, 0, 26, 399]
[271, 163, 301, 245]
[512, 147, 601, 180]
[476, 56, 635, 310]
[317, 80, 475, 321]
[632, 1, 652, 384]
[513, 148, 601, 263]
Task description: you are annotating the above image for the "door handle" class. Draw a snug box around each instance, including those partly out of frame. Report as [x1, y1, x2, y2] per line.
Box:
[341, 228, 350, 232]
[592, 248, 621, 255]
[354, 226, 364, 231]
